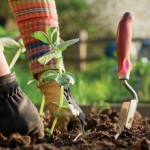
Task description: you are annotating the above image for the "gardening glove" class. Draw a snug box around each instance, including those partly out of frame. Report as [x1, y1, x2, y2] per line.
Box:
[37, 81, 85, 132]
[0, 72, 44, 139]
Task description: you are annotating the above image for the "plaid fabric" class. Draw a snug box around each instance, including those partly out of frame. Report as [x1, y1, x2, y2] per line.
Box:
[9, 0, 62, 78]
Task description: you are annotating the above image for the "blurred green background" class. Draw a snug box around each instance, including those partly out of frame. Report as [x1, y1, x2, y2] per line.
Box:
[0, 0, 150, 105]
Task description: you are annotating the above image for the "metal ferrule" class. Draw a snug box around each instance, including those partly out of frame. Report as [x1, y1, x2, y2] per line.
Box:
[118, 73, 130, 80]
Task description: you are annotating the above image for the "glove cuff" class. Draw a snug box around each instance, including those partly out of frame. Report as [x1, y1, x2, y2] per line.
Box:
[9, 0, 60, 77]
[37, 81, 60, 104]
[0, 72, 16, 86]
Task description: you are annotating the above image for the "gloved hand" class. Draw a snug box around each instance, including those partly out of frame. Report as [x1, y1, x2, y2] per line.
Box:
[37, 81, 85, 132]
[0, 73, 44, 139]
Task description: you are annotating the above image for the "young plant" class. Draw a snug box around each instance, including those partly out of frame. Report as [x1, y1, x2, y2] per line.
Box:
[31, 27, 79, 135]
[0, 38, 26, 69]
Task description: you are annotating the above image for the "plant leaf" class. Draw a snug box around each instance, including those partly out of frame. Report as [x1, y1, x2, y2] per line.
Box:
[46, 26, 53, 38]
[54, 109, 61, 118]
[52, 101, 59, 106]
[45, 128, 52, 135]
[52, 101, 70, 109]
[46, 27, 56, 38]
[18, 38, 26, 53]
[27, 78, 35, 85]
[56, 57, 62, 63]
[51, 28, 58, 45]
[0, 26, 6, 36]
[62, 72, 76, 85]
[0, 38, 20, 50]
[38, 51, 55, 65]
[40, 70, 57, 82]
[9, 48, 21, 69]
[55, 72, 76, 86]
[46, 27, 58, 44]
[31, 31, 50, 45]
[58, 38, 79, 52]
[21, 48, 26, 53]
[62, 101, 70, 109]
[55, 74, 68, 86]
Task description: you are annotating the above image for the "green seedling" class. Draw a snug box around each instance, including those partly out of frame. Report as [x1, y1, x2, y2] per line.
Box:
[0, 38, 26, 69]
[31, 27, 79, 135]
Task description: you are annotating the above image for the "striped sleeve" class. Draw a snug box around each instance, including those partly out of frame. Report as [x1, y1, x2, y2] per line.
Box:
[9, 0, 62, 78]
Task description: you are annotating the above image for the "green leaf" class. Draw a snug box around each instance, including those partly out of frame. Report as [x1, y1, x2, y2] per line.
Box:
[21, 48, 26, 53]
[55, 72, 76, 86]
[38, 51, 55, 65]
[45, 128, 52, 135]
[0, 38, 20, 50]
[56, 57, 62, 63]
[54, 109, 61, 118]
[40, 70, 57, 82]
[51, 31, 58, 45]
[62, 72, 76, 85]
[58, 38, 79, 52]
[51, 28, 58, 44]
[0, 26, 6, 36]
[31, 31, 50, 45]
[27, 78, 35, 85]
[57, 40, 67, 51]
[18, 38, 24, 47]
[18, 38, 26, 53]
[52, 101, 70, 109]
[52, 101, 59, 106]
[46, 27, 58, 44]
[46, 27, 56, 38]
[55, 74, 67, 86]
[46, 26, 53, 38]
[53, 101, 79, 116]
[9, 48, 22, 69]
[62, 101, 70, 109]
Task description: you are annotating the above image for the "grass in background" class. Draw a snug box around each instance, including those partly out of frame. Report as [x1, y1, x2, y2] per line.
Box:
[69, 57, 150, 105]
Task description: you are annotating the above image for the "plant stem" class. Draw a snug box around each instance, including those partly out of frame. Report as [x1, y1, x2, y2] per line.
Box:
[58, 58, 64, 108]
[59, 86, 64, 107]
[39, 95, 45, 116]
[50, 117, 58, 135]
[50, 53, 64, 135]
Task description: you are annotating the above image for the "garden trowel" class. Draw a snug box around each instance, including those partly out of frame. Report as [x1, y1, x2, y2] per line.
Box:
[116, 12, 138, 132]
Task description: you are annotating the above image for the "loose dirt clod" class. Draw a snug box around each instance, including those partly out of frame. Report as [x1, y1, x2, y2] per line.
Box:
[0, 109, 150, 150]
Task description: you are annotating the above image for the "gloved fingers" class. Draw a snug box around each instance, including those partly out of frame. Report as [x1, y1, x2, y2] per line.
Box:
[37, 128, 45, 139]
[28, 126, 44, 140]
[33, 122, 45, 140]
[55, 116, 70, 132]
[68, 115, 83, 131]
[78, 113, 87, 127]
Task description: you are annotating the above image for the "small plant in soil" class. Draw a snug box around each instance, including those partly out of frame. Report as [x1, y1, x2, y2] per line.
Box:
[31, 27, 79, 135]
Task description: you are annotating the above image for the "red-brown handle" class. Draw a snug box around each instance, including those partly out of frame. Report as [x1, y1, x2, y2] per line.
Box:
[116, 12, 134, 80]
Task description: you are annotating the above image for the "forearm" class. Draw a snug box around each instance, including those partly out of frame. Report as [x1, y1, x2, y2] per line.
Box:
[0, 43, 11, 77]
[8, 0, 60, 78]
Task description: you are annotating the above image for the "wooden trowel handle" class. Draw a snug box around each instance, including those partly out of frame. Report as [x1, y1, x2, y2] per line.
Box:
[116, 12, 134, 80]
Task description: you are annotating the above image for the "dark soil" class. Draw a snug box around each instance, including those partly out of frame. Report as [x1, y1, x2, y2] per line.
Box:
[0, 109, 150, 150]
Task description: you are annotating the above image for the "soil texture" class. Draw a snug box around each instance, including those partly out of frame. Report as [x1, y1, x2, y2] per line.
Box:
[0, 109, 150, 150]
